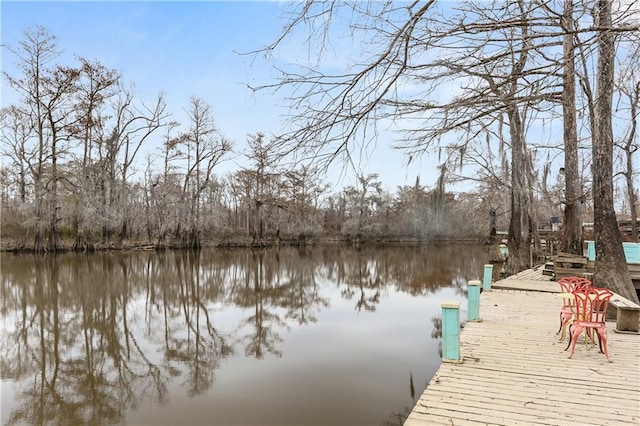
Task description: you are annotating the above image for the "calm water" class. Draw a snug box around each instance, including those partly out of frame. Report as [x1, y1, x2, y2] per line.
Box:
[1, 243, 491, 426]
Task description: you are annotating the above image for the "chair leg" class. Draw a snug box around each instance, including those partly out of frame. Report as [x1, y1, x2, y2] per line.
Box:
[565, 323, 573, 351]
[584, 328, 591, 348]
[557, 312, 563, 335]
[559, 313, 572, 342]
[596, 327, 611, 363]
[567, 325, 584, 359]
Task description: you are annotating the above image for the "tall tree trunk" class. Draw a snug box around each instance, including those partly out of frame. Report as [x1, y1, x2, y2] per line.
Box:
[625, 153, 638, 242]
[562, 0, 582, 254]
[623, 82, 639, 242]
[47, 114, 59, 251]
[507, 105, 530, 273]
[34, 172, 46, 252]
[592, 0, 637, 302]
[34, 96, 46, 253]
[74, 125, 91, 251]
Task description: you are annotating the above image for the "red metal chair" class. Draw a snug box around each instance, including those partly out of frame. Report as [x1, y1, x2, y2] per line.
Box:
[566, 286, 613, 362]
[557, 276, 592, 341]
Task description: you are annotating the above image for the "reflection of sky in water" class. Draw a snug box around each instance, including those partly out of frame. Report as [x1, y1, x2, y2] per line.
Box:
[128, 283, 468, 425]
[0, 246, 481, 426]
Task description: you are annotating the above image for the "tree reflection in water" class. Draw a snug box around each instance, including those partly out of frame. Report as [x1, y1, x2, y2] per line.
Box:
[2, 254, 177, 425]
[169, 251, 232, 396]
[0, 243, 487, 425]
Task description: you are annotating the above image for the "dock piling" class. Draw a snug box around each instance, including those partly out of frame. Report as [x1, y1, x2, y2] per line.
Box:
[467, 280, 481, 322]
[441, 301, 461, 363]
[483, 264, 493, 291]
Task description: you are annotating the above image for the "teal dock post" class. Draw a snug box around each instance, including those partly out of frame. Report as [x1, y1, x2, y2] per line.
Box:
[441, 301, 461, 363]
[483, 264, 493, 291]
[467, 280, 481, 322]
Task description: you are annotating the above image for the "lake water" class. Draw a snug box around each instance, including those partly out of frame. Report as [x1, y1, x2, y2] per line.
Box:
[0, 243, 491, 425]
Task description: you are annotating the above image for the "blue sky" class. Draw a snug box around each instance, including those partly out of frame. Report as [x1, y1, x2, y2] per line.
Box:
[1, 1, 430, 192]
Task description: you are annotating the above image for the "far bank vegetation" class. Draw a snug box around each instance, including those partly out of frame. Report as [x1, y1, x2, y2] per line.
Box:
[1, 18, 636, 257]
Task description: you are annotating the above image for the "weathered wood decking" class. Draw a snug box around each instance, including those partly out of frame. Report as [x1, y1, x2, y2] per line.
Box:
[404, 268, 640, 426]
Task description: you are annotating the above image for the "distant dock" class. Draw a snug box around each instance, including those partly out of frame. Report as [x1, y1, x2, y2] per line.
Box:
[404, 268, 640, 425]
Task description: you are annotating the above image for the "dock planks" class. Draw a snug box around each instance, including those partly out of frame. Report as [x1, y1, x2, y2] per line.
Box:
[404, 268, 640, 426]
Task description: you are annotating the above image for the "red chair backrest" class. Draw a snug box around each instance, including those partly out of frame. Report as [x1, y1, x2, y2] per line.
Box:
[559, 276, 592, 290]
[558, 277, 592, 307]
[572, 287, 613, 323]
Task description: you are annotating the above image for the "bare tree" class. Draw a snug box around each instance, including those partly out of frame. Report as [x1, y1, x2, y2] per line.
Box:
[42, 64, 81, 250]
[243, 133, 279, 243]
[71, 58, 119, 250]
[560, 0, 583, 254]
[148, 121, 182, 245]
[255, 1, 637, 281]
[256, 0, 559, 270]
[615, 68, 639, 242]
[392, 177, 430, 238]
[280, 165, 327, 238]
[340, 173, 385, 241]
[592, 0, 637, 302]
[0, 106, 33, 202]
[0, 106, 33, 248]
[98, 88, 168, 244]
[176, 97, 232, 248]
[4, 27, 62, 251]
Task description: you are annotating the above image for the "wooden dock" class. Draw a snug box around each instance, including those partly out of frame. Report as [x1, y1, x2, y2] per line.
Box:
[404, 268, 640, 425]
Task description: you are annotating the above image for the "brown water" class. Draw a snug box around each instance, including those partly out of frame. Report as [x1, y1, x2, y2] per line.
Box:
[0, 243, 491, 425]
